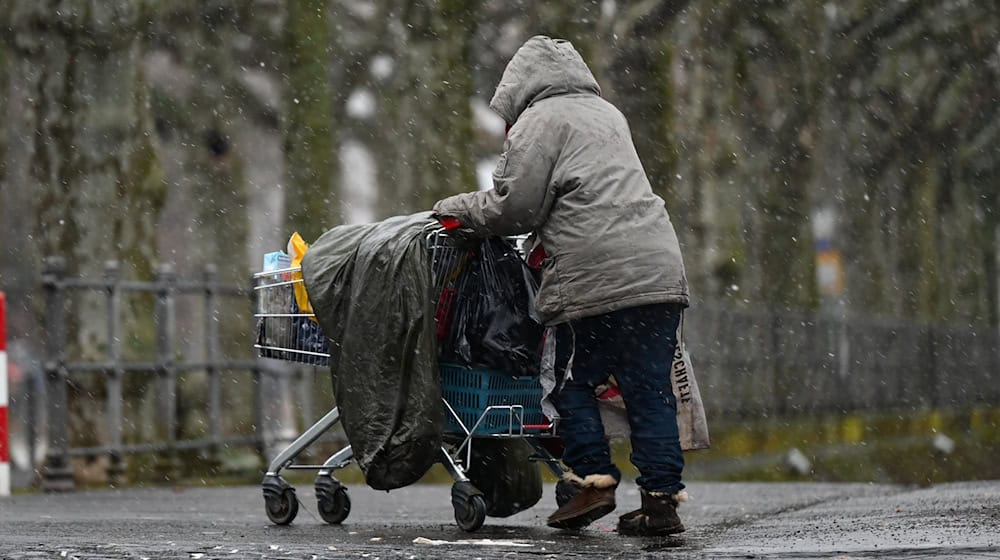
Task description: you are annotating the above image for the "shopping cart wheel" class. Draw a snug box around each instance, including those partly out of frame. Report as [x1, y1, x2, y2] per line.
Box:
[315, 475, 351, 525]
[262, 475, 299, 525]
[264, 488, 299, 525]
[451, 481, 487, 532]
[555, 479, 580, 508]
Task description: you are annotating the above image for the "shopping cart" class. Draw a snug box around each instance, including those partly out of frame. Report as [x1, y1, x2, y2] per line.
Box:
[253, 226, 572, 531]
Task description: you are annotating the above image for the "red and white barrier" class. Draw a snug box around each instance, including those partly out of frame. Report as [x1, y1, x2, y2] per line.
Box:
[0, 292, 9, 496]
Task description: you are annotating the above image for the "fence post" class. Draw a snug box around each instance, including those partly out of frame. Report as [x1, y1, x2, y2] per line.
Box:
[104, 261, 126, 485]
[769, 310, 786, 415]
[26, 346, 36, 475]
[836, 308, 851, 405]
[154, 263, 179, 481]
[249, 273, 267, 467]
[926, 325, 940, 408]
[203, 264, 222, 469]
[41, 257, 74, 491]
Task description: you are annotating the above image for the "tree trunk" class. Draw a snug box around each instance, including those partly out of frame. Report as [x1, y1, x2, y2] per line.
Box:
[285, 0, 336, 241]
[394, 0, 477, 212]
[7, 0, 167, 456]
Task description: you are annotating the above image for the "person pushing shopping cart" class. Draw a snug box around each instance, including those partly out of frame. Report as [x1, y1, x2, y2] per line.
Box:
[433, 35, 692, 537]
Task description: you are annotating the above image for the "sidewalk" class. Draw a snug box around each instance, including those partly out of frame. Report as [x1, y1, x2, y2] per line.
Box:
[0, 480, 997, 558]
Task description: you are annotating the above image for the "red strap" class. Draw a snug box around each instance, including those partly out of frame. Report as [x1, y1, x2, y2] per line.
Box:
[597, 385, 621, 400]
[527, 244, 547, 269]
[438, 216, 462, 230]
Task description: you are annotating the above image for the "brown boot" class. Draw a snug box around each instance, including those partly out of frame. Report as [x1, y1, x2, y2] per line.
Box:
[617, 489, 687, 536]
[546, 474, 618, 530]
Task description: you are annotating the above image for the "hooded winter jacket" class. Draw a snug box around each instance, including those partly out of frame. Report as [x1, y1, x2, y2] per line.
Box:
[433, 35, 688, 325]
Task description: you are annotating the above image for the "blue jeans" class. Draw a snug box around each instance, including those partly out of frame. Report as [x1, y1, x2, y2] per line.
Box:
[552, 303, 685, 494]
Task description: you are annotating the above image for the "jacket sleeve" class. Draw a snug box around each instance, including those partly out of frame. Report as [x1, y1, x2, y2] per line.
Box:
[433, 120, 557, 237]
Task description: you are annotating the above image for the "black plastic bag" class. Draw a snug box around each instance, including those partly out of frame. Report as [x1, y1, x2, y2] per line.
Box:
[443, 237, 543, 376]
[464, 439, 542, 517]
[256, 298, 329, 366]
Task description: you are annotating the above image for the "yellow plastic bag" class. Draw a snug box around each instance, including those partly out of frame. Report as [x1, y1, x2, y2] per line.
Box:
[287, 232, 316, 320]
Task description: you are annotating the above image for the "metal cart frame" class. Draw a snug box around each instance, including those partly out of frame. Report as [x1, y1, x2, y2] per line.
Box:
[254, 227, 572, 531]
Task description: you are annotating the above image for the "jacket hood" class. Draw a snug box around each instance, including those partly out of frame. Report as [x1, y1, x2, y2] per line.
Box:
[489, 35, 601, 124]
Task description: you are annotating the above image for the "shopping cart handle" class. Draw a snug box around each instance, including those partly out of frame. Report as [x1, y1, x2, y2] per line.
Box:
[438, 216, 462, 230]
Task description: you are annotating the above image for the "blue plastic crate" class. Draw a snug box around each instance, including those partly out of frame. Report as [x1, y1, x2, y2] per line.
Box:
[439, 363, 545, 435]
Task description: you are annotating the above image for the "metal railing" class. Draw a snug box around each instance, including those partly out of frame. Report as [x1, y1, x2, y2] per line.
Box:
[28, 256, 1000, 490]
[686, 303, 1000, 418]
[37, 257, 308, 491]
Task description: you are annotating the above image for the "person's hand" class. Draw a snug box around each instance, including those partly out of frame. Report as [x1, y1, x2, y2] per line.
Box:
[432, 214, 480, 247]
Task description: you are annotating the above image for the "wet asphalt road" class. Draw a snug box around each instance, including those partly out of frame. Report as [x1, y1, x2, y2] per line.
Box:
[0, 480, 998, 559]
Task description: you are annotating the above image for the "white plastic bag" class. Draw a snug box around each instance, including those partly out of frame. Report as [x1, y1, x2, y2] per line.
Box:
[597, 318, 710, 451]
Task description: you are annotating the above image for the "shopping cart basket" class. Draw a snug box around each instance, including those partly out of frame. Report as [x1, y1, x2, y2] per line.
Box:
[254, 226, 572, 531]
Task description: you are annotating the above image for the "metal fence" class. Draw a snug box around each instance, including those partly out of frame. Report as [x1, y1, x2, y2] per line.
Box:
[686, 304, 1000, 418]
[34, 257, 314, 491]
[26, 257, 1000, 490]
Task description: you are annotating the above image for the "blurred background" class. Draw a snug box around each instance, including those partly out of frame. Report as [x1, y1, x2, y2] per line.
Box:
[0, 0, 998, 490]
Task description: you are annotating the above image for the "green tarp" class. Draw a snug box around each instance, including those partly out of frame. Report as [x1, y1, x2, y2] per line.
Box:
[302, 213, 442, 490]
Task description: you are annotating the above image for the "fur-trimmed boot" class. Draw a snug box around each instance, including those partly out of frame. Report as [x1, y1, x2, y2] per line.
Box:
[617, 489, 687, 536]
[546, 473, 618, 530]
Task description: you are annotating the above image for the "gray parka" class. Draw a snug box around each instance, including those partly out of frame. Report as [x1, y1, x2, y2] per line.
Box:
[433, 35, 689, 325]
